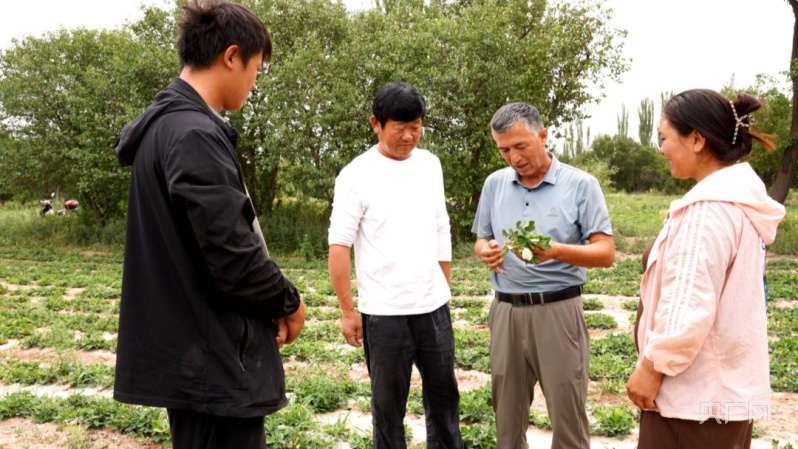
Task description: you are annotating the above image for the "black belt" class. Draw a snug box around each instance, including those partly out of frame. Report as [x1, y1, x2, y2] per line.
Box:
[496, 285, 583, 306]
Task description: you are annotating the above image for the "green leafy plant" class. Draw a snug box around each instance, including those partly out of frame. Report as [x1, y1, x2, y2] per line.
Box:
[501, 220, 552, 264]
[529, 409, 552, 430]
[770, 337, 798, 392]
[406, 388, 424, 416]
[288, 369, 358, 413]
[582, 297, 604, 311]
[589, 403, 637, 438]
[585, 313, 618, 330]
[590, 333, 637, 382]
[621, 299, 639, 311]
[348, 433, 374, 449]
[459, 385, 493, 424]
[461, 423, 497, 449]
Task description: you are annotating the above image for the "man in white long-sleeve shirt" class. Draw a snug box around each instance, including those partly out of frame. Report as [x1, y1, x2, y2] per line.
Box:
[327, 82, 462, 449]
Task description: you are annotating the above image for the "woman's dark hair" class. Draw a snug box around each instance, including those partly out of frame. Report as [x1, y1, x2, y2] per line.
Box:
[177, 0, 272, 70]
[661, 89, 775, 164]
[372, 82, 427, 126]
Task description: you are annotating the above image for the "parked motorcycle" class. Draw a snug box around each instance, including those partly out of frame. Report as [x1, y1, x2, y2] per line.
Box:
[39, 193, 55, 216]
[39, 193, 80, 216]
[59, 199, 80, 216]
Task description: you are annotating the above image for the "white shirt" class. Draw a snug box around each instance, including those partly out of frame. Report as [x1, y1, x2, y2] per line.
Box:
[328, 146, 451, 315]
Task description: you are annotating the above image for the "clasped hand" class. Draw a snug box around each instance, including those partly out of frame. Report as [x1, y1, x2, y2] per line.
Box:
[274, 300, 306, 347]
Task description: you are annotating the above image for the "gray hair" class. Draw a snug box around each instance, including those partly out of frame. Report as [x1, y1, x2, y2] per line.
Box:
[490, 102, 544, 133]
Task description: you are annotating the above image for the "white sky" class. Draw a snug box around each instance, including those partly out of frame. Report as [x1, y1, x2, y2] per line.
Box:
[580, 0, 794, 142]
[0, 0, 793, 140]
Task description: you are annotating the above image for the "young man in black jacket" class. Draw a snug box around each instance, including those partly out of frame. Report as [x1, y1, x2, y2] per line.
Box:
[113, 1, 305, 447]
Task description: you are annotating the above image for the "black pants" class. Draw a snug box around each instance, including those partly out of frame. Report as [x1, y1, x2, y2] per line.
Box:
[362, 305, 463, 449]
[167, 409, 267, 449]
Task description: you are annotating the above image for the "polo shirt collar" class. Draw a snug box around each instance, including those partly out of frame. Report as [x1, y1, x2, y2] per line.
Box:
[512, 152, 559, 187]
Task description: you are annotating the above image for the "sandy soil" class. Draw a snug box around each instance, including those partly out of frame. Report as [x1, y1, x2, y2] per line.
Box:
[0, 417, 161, 449]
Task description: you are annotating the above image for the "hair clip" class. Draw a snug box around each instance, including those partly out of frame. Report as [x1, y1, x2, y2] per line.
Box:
[729, 101, 752, 145]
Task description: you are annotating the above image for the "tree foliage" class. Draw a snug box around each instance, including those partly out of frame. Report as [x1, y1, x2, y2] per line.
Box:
[0, 0, 628, 239]
[586, 134, 691, 194]
[637, 97, 653, 147]
[562, 120, 590, 158]
[726, 74, 795, 188]
[768, 0, 798, 202]
[616, 103, 628, 137]
[0, 126, 13, 203]
[0, 6, 177, 221]
[347, 0, 627, 238]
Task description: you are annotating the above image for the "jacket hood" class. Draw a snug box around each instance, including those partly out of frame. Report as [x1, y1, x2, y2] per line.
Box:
[114, 78, 211, 166]
[669, 162, 786, 244]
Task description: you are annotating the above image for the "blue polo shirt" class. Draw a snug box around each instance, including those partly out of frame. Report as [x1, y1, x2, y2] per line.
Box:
[471, 153, 612, 293]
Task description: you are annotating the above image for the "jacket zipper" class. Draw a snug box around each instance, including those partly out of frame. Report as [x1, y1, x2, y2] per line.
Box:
[237, 317, 248, 372]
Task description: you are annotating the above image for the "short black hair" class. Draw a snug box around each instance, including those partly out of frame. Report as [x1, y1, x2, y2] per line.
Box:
[371, 82, 426, 126]
[177, 0, 272, 70]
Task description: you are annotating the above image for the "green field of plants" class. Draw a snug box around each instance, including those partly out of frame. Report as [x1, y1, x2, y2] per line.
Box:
[0, 192, 796, 448]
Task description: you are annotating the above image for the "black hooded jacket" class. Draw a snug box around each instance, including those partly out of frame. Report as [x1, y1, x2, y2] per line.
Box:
[113, 78, 300, 418]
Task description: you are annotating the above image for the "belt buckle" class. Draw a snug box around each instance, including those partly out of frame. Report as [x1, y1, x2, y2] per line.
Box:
[524, 293, 534, 306]
[523, 293, 543, 306]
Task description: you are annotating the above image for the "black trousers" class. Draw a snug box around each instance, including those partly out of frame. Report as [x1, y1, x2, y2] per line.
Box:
[362, 304, 463, 449]
[167, 409, 267, 449]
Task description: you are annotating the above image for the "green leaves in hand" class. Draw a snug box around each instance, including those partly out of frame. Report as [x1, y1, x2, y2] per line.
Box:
[500, 220, 551, 264]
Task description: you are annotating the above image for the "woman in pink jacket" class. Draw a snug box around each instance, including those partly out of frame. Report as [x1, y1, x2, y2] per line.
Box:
[626, 89, 786, 449]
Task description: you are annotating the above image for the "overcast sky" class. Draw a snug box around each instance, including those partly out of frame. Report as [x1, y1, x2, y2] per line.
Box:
[0, 0, 793, 140]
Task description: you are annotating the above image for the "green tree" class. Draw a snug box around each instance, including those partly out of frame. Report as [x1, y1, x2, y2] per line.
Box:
[562, 120, 590, 158]
[724, 74, 793, 188]
[660, 91, 674, 108]
[0, 126, 13, 202]
[768, 0, 798, 202]
[347, 0, 628, 238]
[0, 6, 177, 220]
[557, 146, 616, 194]
[0, 0, 629, 237]
[616, 104, 628, 137]
[638, 97, 654, 147]
[231, 0, 369, 214]
[239, 0, 628, 237]
[590, 134, 689, 193]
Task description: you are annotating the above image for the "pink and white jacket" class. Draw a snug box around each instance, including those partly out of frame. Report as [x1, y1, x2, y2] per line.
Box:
[637, 162, 786, 421]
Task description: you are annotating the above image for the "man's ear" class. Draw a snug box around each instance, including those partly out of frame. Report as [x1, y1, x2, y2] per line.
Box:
[222, 45, 239, 69]
[370, 115, 381, 134]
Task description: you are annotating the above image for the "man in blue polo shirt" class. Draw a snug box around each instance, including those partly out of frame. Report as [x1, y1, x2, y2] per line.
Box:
[472, 102, 615, 449]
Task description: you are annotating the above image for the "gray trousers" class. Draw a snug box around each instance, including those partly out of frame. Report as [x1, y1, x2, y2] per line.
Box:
[488, 296, 590, 449]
